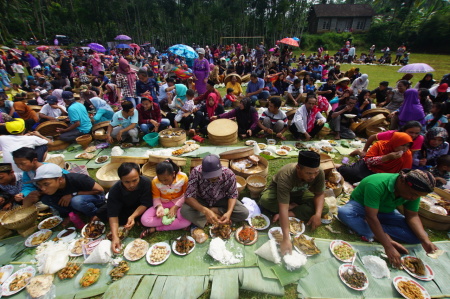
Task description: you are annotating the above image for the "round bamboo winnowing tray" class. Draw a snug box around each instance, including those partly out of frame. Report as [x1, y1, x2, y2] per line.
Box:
[219, 147, 254, 160]
[230, 155, 268, 179]
[92, 121, 110, 140]
[190, 158, 229, 172]
[241, 74, 251, 83]
[48, 140, 71, 152]
[209, 133, 238, 145]
[361, 108, 390, 118]
[36, 121, 68, 137]
[224, 74, 242, 85]
[96, 163, 124, 189]
[355, 114, 386, 133]
[1, 205, 38, 230]
[148, 155, 187, 166]
[208, 119, 238, 145]
[45, 156, 65, 168]
[141, 162, 157, 180]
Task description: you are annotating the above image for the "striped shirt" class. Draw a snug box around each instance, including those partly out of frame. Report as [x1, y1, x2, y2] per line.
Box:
[259, 109, 288, 127]
[152, 172, 188, 208]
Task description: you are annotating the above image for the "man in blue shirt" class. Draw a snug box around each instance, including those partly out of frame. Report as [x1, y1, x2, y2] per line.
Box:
[57, 91, 92, 142]
[246, 73, 269, 105]
[136, 69, 158, 103]
[106, 100, 139, 144]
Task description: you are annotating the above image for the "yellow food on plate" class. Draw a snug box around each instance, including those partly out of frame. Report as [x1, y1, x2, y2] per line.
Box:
[398, 280, 424, 299]
[31, 231, 52, 246]
[79, 268, 100, 288]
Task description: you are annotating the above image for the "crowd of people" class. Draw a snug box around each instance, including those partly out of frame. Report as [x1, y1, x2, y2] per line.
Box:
[0, 40, 449, 265]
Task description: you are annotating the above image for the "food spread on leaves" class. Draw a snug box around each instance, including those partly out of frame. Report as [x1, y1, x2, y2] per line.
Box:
[26, 275, 53, 298]
[237, 226, 256, 244]
[40, 217, 61, 229]
[85, 146, 97, 153]
[58, 263, 80, 280]
[333, 243, 355, 260]
[342, 268, 367, 289]
[211, 223, 231, 240]
[79, 268, 101, 288]
[149, 245, 169, 263]
[280, 145, 292, 152]
[126, 239, 148, 260]
[270, 229, 283, 243]
[289, 218, 303, 234]
[293, 235, 321, 255]
[9, 272, 32, 291]
[402, 257, 426, 276]
[398, 280, 424, 299]
[83, 221, 105, 239]
[251, 215, 267, 229]
[75, 152, 95, 159]
[322, 146, 333, 152]
[31, 231, 52, 246]
[71, 238, 89, 255]
[175, 234, 194, 254]
[295, 142, 307, 149]
[109, 261, 129, 281]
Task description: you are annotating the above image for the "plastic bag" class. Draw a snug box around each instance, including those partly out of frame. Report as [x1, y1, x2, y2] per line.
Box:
[328, 169, 342, 184]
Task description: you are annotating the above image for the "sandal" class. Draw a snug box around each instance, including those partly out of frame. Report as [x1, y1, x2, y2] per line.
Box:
[140, 227, 155, 239]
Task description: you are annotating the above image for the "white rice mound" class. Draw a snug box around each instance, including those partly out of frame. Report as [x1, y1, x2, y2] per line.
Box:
[361, 255, 390, 278]
[283, 250, 307, 271]
[208, 237, 241, 265]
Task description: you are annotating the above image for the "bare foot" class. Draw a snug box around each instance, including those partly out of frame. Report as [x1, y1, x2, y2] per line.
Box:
[272, 214, 280, 222]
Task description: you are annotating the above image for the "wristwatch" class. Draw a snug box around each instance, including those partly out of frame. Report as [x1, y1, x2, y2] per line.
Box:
[72, 192, 78, 197]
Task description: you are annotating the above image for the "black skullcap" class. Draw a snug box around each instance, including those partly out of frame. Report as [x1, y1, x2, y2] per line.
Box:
[0, 163, 12, 172]
[401, 169, 436, 193]
[298, 151, 320, 168]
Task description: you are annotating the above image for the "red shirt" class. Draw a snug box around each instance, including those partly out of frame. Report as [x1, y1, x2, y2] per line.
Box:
[136, 102, 162, 124]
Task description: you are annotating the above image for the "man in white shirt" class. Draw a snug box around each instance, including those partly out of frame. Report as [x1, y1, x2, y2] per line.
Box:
[348, 46, 356, 63]
[158, 78, 176, 111]
[285, 70, 298, 85]
[289, 95, 326, 141]
[286, 79, 303, 106]
[39, 96, 67, 121]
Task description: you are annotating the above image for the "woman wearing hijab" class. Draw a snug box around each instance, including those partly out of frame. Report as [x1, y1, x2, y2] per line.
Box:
[103, 83, 119, 106]
[338, 132, 413, 184]
[351, 74, 369, 96]
[90, 53, 102, 76]
[355, 89, 372, 114]
[414, 73, 435, 90]
[90, 97, 114, 123]
[396, 89, 425, 128]
[193, 48, 210, 95]
[211, 97, 259, 138]
[116, 57, 138, 107]
[413, 127, 449, 169]
[13, 102, 40, 131]
[190, 93, 224, 135]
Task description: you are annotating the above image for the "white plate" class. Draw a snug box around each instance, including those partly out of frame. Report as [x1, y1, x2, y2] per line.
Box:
[56, 227, 77, 243]
[276, 149, 288, 156]
[81, 221, 106, 239]
[146, 242, 171, 265]
[267, 139, 276, 145]
[95, 155, 109, 164]
[0, 265, 14, 284]
[257, 143, 267, 150]
[344, 114, 357, 118]
[24, 229, 52, 247]
[37, 216, 63, 230]
[293, 235, 320, 257]
[245, 140, 256, 146]
[330, 240, 356, 263]
[289, 217, 305, 236]
[68, 238, 88, 257]
[268, 227, 284, 243]
[124, 239, 149, 261]
[248, 214, 270, 230]
[401, 256, 434, 281]
[338, 264, 369, 291]
[393, 276, 430, 299]
[172, 236, 196, 256]
[235, 226, 258, 245]
[2, 266, 36, 296]
[184, 140, 196, 145]
[279, 145, 293, 152]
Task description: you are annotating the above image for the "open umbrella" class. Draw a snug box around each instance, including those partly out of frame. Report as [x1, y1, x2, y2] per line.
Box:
[114, 35, 132, 41]
[279, 38, 299, 47]
[398, 63, 435, 73]
[88, 43, 106, 52]
[10, 49, 22, 55]
[269, 48, 275, 52]
[0, 46, 10, 50]
[36, 45, 49, 51]
[168, 44, 198, 59]
[129, 43, 141, 52]
[116, 44, 131, 49]
[292, 37, 300, 42]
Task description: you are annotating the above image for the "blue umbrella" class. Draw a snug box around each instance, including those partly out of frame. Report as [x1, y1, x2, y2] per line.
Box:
[116, 44, 131, 49]
[168, 44, 198, 59]
[292, 37, 300, 42]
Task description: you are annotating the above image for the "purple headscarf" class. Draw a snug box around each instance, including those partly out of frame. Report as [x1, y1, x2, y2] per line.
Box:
[398, 89, 425, 126]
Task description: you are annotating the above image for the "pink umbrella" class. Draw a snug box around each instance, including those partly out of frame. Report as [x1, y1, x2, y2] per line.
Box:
[129, 43, 141, 52]
[114, 34, 132, 41]
[269, 48, 275, 52]
[36, 46, 49, 51]
[279, 38, 299, 47]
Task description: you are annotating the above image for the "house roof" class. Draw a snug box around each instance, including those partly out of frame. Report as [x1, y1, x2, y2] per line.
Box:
[312, 4, 375, 17]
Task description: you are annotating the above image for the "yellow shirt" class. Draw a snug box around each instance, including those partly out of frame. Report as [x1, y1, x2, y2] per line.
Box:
[151, 172, 188, 207]
[226, 81, 243, 96]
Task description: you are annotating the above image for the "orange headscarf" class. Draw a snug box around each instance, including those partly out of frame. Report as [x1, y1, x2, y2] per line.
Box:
[364, 132, 413, 173]
[13, 102, 39, 122]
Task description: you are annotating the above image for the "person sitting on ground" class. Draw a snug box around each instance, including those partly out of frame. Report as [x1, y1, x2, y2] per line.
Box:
[330, 96, 359, 140]
[173, 89, 195, 129]
[334, 77, 351, 96]
[190, 92, 224, 136]
[286, 79, 303, 107]
[304, 77, 316, 93]
[140, 159, 191, 237]
[285, 69, 298, 85]
[370, 81, 390, 106]
[317, 77, 336, 102]
[351, 74, 369, 96]
[424, 102, 447, 130]
[260, 151, 329, 256]
[95, 162, 152, 254]
[290, 94, 326, 141]
[136, 69, 158, 102]
[339, 132, 413, 184]
[56, 91, 93, 142]
[355, 89, 372, 114]
[246, 73, 270, 105]
[26, 163, 106, 228]
[181, 154, 249, 228]
[225, 75, 244, 98]
[338, 169, 438, 268]
[89, 97, 114, 124]
[212, 98, 259, 138]
[136, 95, 170, 134]
[351, 121, 424, 158]
[381, 80, 409, 112]
[0, 119, 51, 173]
[419, 88, 433, 114]
[10, 83, 25, 98]
[223, 88, 237, 108]
[106, 100, 139, 145]
[38, 95, 67, 121]
[13, 101, 39, 131]
[0, 163, 22, 210]
[413, 127, 449, 170]
[258, 96, 288, 140]
[391, 89, 425, 130]
[430, 155, 450, 188]
[0, 96, 15, 117]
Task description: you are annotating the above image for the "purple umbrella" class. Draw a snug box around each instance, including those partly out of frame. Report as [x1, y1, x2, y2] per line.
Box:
[114, 34, 132, 41]
[88, 43, 106, 52]
[116, 44, 131, 49]
[398, 63, 435, 73]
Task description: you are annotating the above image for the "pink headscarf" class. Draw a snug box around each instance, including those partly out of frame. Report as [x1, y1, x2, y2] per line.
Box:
[118, 58, 136, 93]
[206, 93, 219, 118]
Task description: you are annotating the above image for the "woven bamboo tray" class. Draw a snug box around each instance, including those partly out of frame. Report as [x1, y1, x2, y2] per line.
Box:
[241, 74, 251, 83]
[148, 155, 187, 166]
[246, 174, 267, 198]
[361, 108, 390, 118]
[1, 205, 38, 230]
[28, 105, 42, 112]
[317, 126, 331, 138]
[224, 74, 242, 85]
[45, 156, 65, 168]
[159, 128, 186, 147]
[236, 175, 246, 193]
[110, 156, 149, 165]
[96, 163, 123, 189]
[92, 121, 110, 140]
[219, 147, 254, 160]
[366, 125, 387, 137]
[36, 121, 68, 137]
[190, 158, 229, 173]
[141, 162, 157, 180]
[230, 155, 268, 179]
[207, 119, 238, 137]
[355, 114, 386, 133]
[209, 133, 238, 145]
[48, 139, 71, 152]
[76, 134, 92, 149]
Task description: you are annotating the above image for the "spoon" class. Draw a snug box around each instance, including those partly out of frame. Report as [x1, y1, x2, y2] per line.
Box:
[346, 253, 357, 275]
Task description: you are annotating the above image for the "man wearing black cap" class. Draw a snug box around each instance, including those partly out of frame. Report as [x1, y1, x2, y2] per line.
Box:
[181, 154, 249, 227]
[260, 151, 328, 255]
[39, 95, 67, 121]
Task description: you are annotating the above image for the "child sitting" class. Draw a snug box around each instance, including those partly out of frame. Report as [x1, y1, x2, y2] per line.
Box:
[430, 155, 450, 188]
[223, 88, 237, 108]
[174, 89, 195, 129]
[304, 78, 316, 92]
[425, 102, 447, 130]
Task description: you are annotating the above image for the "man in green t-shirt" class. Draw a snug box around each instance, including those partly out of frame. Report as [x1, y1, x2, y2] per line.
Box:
[260, 151, 328, 255]
[338, 169, 439, 267]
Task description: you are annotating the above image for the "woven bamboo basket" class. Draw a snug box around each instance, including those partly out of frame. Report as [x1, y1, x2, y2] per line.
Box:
[48, 140, 71, 152]
[219, 147, 254, 160]
[148, 155, 187, 166]
[361, 108, 390, 118]
[96, 163, 123, 189]
[45, 156, 65, 169]
[36, 121, 68, 137]
[141, 162, 157, 180]
[241, 74, 251, 83]
[208, 133, 238, 145]
[224, 74, 242, 85]
[76, 134, 93, 149]
[28, 105, 42, 112]
[159, 128, 186, 147]
[1, 205, 38, 230]
[317, 126, 331, 138]
[110, 156, 149, 165]
[246, 174, 267, 198]
[92, 121, 110, 140]
[0, 211, 12, 240]
[190, 158, 229, 173]
[366, 125, 386, 137]
[350, 122, 362, 132]
[355, 114, 386, 134]
[230, 155, 268, 179]
[208, 119, 238, 145]
[236, 175, 246, 193]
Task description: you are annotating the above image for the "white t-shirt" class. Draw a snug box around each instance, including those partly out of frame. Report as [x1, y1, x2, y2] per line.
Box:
[0, 136, 48, 173]
[40, 104, 67, 118]
[158, 83, 174, 102]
